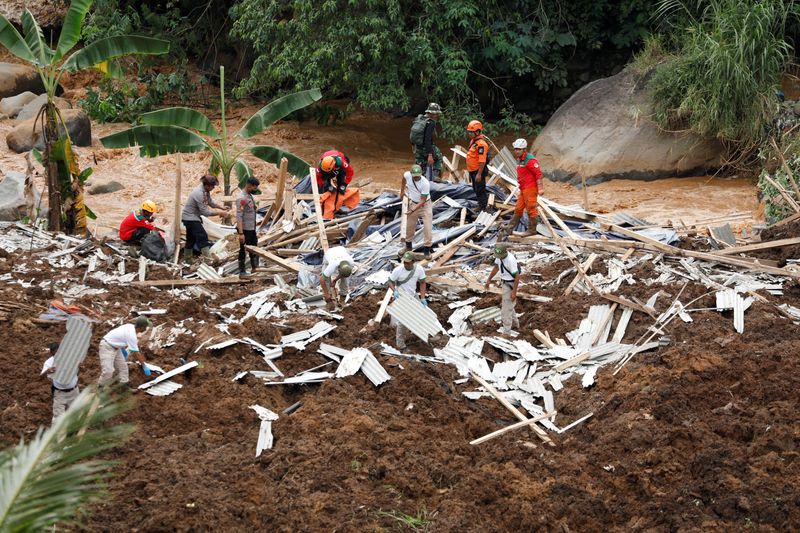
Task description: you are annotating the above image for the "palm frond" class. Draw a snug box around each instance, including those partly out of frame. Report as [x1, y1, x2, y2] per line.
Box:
[0, 388, 134, 531]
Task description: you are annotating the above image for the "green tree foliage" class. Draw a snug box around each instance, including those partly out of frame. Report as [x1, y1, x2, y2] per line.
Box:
[229, 0, 652, 135]
[648, 0, 794, 150]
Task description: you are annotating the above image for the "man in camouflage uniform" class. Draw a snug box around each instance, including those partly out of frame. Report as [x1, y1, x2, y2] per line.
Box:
[410, 103, 443, 181]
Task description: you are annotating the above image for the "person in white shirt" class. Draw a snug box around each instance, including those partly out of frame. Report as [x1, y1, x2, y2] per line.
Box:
[402, 165, 433, 258]
[388, 251, 428, 349]
[320, 245, 355, 309]
[41, 342, 79, 425]
[484, 243, 521, 334]
[98, 316, 152, 385]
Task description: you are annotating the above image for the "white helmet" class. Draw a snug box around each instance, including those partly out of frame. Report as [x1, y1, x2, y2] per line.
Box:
[512, 138, 527, 149]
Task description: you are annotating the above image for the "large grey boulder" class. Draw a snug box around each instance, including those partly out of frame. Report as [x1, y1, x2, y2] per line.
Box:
[0, 91, 37, 118]
[532, 68, 724, 185]
[6, 109, 92, 153]
[0, 171, 41, 221]
[89, 181, 125, 195]
[16, 94, 72, 121]
[0, 63, 46, 99]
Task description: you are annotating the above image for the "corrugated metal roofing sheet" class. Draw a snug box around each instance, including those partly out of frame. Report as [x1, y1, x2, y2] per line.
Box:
[53, 317, 92, 384]
[387, 293, 444, 343]
[469, 306, 501, 323]
[144, 380, 183, 396]
[335, 348, 369, 378]
[138, 361, 198, 390]
[196, 263, 222, 280]
[361, 352, 391, 386]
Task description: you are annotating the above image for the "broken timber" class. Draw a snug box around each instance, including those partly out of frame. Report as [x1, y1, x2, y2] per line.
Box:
[246, 246, 303, 273]
[471, 411, 557, 445]
[308, 165, 330, 252]
[133, 278, 252, 287]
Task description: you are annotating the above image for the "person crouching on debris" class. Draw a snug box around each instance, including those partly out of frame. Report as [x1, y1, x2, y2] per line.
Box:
[388, 251, 428, 350]
[119, 200, 158, 244]
[181, 174, 230, 261]
[41, 342, 79, 425]
[504, 138, 542, 236]
[98, 316, 152, 386]
[320, 245, 355, 309]
[315, 150, 360, 219]
[237, 177, 260, 277]
[484, 243, 521, 334]
[402, 164, 433, 258]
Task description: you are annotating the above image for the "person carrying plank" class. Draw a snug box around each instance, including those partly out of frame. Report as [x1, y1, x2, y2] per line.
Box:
[484, 243, 521, 334]
[40, 342, 79, 425]
[388, 251, 428, 350]
[504, 138, 543, 235]
[320, 245, 355, 309]
[402, 164, 433, 258]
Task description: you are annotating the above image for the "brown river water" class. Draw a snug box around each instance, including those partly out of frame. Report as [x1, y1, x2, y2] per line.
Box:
[0, 107, 759, 234]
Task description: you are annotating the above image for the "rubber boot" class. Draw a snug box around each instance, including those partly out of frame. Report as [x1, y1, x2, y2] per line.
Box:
[505, 214, 522, 234]
[526, 215, 540, 236]
[182, 247, 193, 263]
[250, 255, 259, 272]
[423, 246, 431, 259]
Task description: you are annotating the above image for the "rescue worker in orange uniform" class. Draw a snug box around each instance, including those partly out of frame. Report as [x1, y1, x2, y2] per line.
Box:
[465, 120, 490, 211]
[505, 138, 543, 235]
[119, 200, 158, 243]
[314, 150, 360, 219]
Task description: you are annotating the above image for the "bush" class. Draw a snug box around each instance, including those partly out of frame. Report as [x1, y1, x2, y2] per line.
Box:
[648, 0, 794, 151]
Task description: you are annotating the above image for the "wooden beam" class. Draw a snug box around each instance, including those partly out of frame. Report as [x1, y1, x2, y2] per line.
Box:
[772, 137, 800, 200]
[133, 278, 251, 287]
[762, 173, 800, 213]
[426, 276, 552, 302]
[538, 199, 579, 240]
[471, 411, 557, 445]
[246, 246, 303, 273]
[533, 329, 555, 349]
[565, 253, 596, 295]
[309, 165, 329, 251]
[373, 288, 393, 324]
[173, 154, 183, 264]
[431, 227, 476, 263]
[470, 372, 555, 447]
[260, 157, 287, 230]
[712, 237, 800, 256]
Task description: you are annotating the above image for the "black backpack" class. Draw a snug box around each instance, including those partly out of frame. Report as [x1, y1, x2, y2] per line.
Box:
[140, 231, 168, 263]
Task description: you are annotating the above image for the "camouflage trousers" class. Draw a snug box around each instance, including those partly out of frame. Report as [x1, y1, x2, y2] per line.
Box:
[414, 145, 443, 174]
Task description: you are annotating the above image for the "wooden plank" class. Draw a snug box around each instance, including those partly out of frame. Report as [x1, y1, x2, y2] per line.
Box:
[589, 303, 617, 346]
[470, 372, 555, 447]
[133, 278, 251, 287]
[246, 246, 303, 273]
[350, 214, 375, 244]
[471, 411, 556, 445]
[601, 293, 657, 319]
[538, 199, 579, 240]
[430, 227, 476, 263]
[533, 329, 555, 349]
[426, 276, 551, 302]
[712, 237, 800, 256]
[476, 211, 501, 239]
[459, 208, 467, 226]
[260, 157, 288, 230]
[373, 288, 393, 324]
[565, 253, 596, 295]
[308, 166, 329, 251]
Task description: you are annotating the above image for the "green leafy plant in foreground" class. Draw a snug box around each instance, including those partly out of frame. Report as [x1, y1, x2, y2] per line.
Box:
[0, 388, 133, 531]
[100, 65, 321, 195]
[377, 508, 431, 531]
[0, 0, 169, 233]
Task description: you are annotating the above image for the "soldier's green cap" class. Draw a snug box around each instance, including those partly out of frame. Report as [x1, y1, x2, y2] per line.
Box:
[338, 262, 353, 277]
[402, 251, 416, 262]
[494, 243, 508, 257]
[135, 316, 152, 329]
[410, 164, 423, 177]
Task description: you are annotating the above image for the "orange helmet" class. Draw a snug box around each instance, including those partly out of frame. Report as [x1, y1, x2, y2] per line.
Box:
[320, 155, 337, 172]
[466, 120, 483, 132]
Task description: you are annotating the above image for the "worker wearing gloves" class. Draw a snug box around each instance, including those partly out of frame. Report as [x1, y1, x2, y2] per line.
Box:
[388, 251, 428, 350]
[410, 102, 443, 180]
[320, 245, 355, 309]
[402, 164, 433, 258]
[98, 316, 152, 386]
[181, 174, 230, 261]
[466, 120, 491, 212]
[237, 176, 260, 277]
[41, 342, 79, 425]
[484, 243, 521, 334]
[119, 200, 158, 243]
[504, 138, 543, 235]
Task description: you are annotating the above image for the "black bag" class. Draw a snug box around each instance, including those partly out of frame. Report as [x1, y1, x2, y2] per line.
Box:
[140, 231, 168, 263]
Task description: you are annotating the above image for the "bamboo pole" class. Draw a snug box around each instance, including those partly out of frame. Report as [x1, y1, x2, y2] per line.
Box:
[172, 154, 183, 263]
[471, 411, 556, 445]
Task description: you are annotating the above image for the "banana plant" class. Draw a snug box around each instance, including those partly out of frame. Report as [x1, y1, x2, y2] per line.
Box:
[0, 1, 169, 233]
[100, 65, 321, 197]
[0, 388, 133, 531]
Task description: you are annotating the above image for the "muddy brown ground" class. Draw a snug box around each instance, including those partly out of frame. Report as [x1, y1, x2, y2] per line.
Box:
[1, 239, 799, 532]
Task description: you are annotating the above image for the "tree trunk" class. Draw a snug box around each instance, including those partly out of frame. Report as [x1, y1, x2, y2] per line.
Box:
[44, 102, 61, 232]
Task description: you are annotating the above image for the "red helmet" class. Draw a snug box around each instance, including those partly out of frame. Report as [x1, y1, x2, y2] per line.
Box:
[466, 120, 483, 132]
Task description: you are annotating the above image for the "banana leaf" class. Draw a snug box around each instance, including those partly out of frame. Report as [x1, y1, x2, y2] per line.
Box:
[100, 125, 207, 156]
[53, 0, 93, 61]
[61, 35, 169, 72]
[21, 9, 52, 67]
[249, 145, 311, 178]
[238, 88, 322, 138]
[139, 107, 218, 138]
[0, 15, 35, 63]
